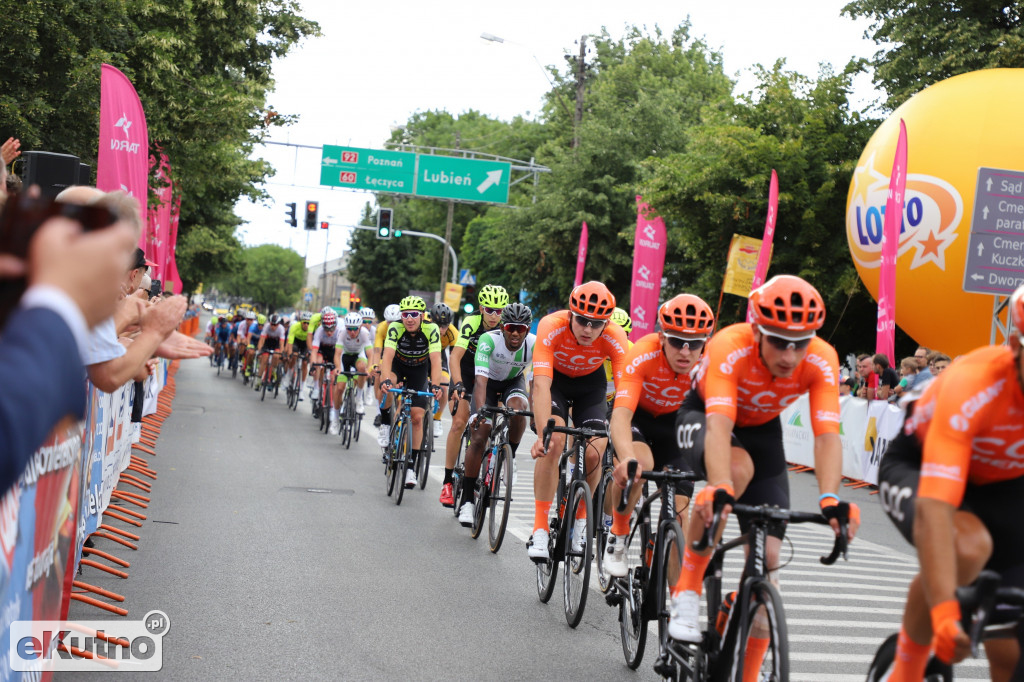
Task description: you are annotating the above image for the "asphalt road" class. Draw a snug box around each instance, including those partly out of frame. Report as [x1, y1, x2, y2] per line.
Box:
[61, 348, 990, 681]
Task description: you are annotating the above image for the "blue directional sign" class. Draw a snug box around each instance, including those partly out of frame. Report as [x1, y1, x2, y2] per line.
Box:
[964, 167, 1024, 295]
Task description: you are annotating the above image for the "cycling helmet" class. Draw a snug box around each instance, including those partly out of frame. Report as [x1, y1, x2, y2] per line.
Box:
[1010, 284, 1024, 337]
[430, 302, 453, 327]
[359, 306, 375, 320]
[748, 275, 825, 335]
[299, 311, 312, 322]
[247, 311, 256, 320]
[320, 306, 333, 316]
[384, 304, 402, 322]
[399, 295, 427, 312]
[321, 310, 337, 330]
[569, 281, 616, 320]
[257, 314, 267, 325]
[501, 302, 532, 326]
[610, 307, 632, 335]
[218, 316, 225, 323]
[659, 294, 714, 336]
[269, 314, 280, 326]
[344, 312, 363, 328]
[478, 284, 509, 309]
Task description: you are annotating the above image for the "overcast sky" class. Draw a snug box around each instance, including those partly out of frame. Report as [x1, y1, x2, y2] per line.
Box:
[234, 0, 879, 267]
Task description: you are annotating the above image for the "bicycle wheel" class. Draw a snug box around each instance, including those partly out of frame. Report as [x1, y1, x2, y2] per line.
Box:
[725, 580, 788, 682]
[261, 367, 268, 401]
[469, 474, 487, 539]
[594, 469, 615, 593]
[535, 530, 558, 604]
[232, 353, 238, 379]
[563, 480, 593, 628]
[452, 426, 470, 518]
[656, 522, 686, 652]
[353, 408, 361, 441]
[385, 437, 398, 497]
[620, 513, 651, 669]
[394, 420, 411, 506]
[417, 420, 432, 490]
[487, 444, 513, 553]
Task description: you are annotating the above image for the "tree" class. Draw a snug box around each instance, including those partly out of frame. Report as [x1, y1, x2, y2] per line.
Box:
[345, 204, 419, 313]
[842, 1, 1024, 109]
[219, 244, 304, 312]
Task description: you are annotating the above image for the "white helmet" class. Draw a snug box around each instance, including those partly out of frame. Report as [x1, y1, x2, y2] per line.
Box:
[359, 306, 375, 320]
[344, 312, 363, 328]
[384, 304, 401, 322]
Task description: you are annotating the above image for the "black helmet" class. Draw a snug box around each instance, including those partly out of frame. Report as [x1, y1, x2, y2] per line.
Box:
[500, 302, 532, 326]
[430, 302, 453, 327]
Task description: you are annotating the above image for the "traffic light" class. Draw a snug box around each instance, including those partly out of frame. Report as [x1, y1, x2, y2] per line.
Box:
[376, 208, 393, 240]
[394, 227, 403, 237]
[304, 201, 318, 230]
[285, 202, 297, 228]
[320, 221, 329, 230]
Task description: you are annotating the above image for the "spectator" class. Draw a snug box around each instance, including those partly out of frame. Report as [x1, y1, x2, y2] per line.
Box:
[0, 204, 136, 486]
[839, 377, 856, 397]
[891, 356, 918, 401]
[873, 353, 900, 401]
[929, 352, 951, 375]
[855, 353, 877, 400]
[909, 346, 932, 388]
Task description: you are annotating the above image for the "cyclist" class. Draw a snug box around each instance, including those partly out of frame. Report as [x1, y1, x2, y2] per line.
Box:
[230, 313, 248, 371]
[359, 306, 376, 332]
[457, 303, 535, 526]
[328, 311, 373, 434]
[310, 309, 340, 410]
[667, 275, 859, 673]
[284, 311, 312, 400]
[372, 304, 402, 408]
[427, 302, 459, 443]
[213, 316, 232, 366]
[255, 314, 286, 390]
[379, 296, 444, 489]
[874, 284, 1024, 681]
[605, 294, 714, 577]
[245, 313, 267, 381]
[527, 281, 628, 561]
[605, 307, 633, 403]
[444, 285, 508, 507]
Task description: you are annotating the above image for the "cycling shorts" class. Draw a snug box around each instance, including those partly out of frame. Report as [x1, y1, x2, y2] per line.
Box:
[628, 408, 694, 498]
[316, 344, 335, 365]
[459, 353, 477, 399]
[292, 338, 308, 354]
[550, 367, 608, 432]
[471, 375, 529, 423]
[337, 352, 364, 380]
[390, 359, 431, 410]
[879, 430, 1024, 577]
[676, 390, 789, 539]
[263, 337, 281, 353]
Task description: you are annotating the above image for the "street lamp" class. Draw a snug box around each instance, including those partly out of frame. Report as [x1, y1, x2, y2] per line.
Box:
[479, 32, 571, 120]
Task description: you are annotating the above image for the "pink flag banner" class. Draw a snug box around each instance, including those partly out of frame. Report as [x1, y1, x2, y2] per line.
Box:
[876, 120, 907, 365]
[745, 169, 779, 322]
[629, 196, 667, 341]
[146, 152, 173, 280]
[166, 193, 183, 294]
[97, 64, 149, 249]
[574, 222, 589, 287]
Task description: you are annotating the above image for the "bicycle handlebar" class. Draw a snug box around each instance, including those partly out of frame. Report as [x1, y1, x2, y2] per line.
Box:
[956, 570, 1024, 656]
[692, 492, 848, 565]
[479, 405, 533, 419]
[386, 387, 436, 398]
[542, 417, 608, 451]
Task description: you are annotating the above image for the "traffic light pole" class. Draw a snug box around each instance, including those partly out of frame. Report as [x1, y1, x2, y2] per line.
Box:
[351, 225, 458, 284]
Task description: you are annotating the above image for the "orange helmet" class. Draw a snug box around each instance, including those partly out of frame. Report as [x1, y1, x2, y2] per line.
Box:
[569, 281, 616, 320]
[1010, 284, 1024, 337]
[748, 275, 825, 334]
[659, 294, 715, 336]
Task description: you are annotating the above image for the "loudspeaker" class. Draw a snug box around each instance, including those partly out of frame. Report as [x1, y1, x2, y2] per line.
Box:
[20, 151, 81, 197]
[78, 163, 91, 186]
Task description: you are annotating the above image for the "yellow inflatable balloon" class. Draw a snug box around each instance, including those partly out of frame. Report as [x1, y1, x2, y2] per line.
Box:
[846, 69, 1024, 358]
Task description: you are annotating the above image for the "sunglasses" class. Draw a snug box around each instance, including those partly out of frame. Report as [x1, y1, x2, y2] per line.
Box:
[758, 326, 813, 351]
[401, 311, 421, 319]
[346, 326, 361, 331]
[573, 315, 606, 329]
[665, 336, 705, 352]
[503, 323, 529, 334]
[481, 306, 504, 316]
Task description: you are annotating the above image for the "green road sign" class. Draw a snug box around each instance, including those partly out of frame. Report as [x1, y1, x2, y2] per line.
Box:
[416, 155, 510, 203]
[320, 145, 415, 195]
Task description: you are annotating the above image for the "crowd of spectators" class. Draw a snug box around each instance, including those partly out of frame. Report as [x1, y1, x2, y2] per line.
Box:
[0, 137, 209, 490]
[851, 346, 951, 402]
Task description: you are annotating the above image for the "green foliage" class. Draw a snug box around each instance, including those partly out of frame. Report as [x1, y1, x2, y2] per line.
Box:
[345, 204, 419, 312]
[218, 243, 304, 311]
[843, 1, 1024, 109]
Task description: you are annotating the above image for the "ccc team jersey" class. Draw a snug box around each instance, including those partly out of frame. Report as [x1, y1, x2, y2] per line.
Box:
[614, 333, 694, 417]
[532, 310, 628, 381]
[906, 345, 1024, 506]
[474, 330, 535, 381]
[385, 322, 441, 366]
[692, 323, 840, 434]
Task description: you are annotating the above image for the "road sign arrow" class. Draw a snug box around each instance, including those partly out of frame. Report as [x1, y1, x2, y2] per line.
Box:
[987, 177, 993, 192]
[477, 170, 503, 194]
[983, 206, 989, 220]
[978, 242, 984, 257]
[971, 273, 984, 281]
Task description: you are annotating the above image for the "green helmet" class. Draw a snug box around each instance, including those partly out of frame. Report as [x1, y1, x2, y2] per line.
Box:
[478, 284, 509, 309]
[611, 307, 632, 334]
[399, 295, 427, 312]
[257, 314, 267, 325]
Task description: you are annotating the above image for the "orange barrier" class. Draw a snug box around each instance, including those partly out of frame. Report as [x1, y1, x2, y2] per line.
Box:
[82, 547, 130, 568]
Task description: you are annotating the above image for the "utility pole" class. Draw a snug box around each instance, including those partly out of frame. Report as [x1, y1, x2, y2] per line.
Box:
[440, 131, 460, 293]
[573, 35, 586, 149]
[320, 228, 330, 308]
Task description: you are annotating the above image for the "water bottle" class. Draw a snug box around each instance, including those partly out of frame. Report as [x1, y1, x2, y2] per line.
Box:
[602, 513, 613, 533]
[565, 461, 575, 484]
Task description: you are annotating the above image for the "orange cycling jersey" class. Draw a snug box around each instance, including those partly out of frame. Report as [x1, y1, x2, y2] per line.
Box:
[533, 310, 628, 381]
[907, 345, 1024, 507]
[693, 323, 840, 433]
[614, 333, 693, 417]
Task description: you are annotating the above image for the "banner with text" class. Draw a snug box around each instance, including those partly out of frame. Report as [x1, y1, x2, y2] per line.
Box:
[722, 234, 764, 298]
[629, 197, 667, 341]
[97, 64, 149, 249]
